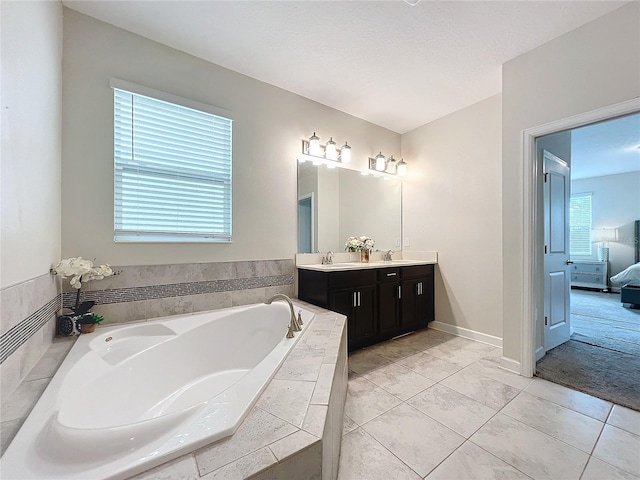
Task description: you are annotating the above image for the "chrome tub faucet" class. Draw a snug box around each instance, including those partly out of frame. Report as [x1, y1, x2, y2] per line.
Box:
[265, 294, 301, 337]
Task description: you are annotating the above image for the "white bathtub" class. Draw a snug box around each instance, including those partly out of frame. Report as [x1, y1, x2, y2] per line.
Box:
[1, 301, 315, 480]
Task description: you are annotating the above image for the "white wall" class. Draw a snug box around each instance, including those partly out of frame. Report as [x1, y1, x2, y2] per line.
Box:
[571, 171, 640, 277]
[502, 2, 640, 363]
[1, 0, 63, 289]
[61, 9, 400, 266]
[402, 94, 503, 338]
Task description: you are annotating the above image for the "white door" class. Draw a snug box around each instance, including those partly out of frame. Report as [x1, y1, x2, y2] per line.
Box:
[543, 150, 571, 352]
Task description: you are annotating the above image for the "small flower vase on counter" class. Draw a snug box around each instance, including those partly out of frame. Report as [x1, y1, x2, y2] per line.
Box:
[360, 249, 370, 263]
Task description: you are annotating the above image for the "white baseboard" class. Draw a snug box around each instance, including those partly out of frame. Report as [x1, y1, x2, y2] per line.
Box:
[429, 321, 502, 348]
[499, 356, 522, 375]
[535, 346, 545, 362]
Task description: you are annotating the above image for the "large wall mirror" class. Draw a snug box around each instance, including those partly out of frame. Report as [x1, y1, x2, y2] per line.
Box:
[297, 161, 402, 253]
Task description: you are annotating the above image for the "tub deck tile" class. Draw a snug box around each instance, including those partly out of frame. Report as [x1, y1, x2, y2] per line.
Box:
[311, 364, 335, 406]
[269, 430, 320, 461]
[129, 455, 199, 480]
[274, 347, 325, 382]
[302, 405, 329, 438]
[255, 379, 316, 427]
[194, 407, 297, 476]
[200, 447, 277, 480]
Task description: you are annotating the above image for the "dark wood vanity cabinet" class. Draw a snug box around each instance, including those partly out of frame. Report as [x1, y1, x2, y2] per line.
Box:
[400, 265, 435, 333]
[298, 264, 435, 351]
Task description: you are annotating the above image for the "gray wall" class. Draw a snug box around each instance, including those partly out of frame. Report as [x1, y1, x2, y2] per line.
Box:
[0, 0, 63, 400]
[571, 171, 640, 277]
[402, 94, 503, 340]
[61, 9, 400, 266]
[502, 2, 640, 364]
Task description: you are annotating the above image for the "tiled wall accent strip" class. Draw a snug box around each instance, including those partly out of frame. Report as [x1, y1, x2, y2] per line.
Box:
[0, 296, 60, 364]
[62, 274, 294, 308]
[1, 272, 294, 365]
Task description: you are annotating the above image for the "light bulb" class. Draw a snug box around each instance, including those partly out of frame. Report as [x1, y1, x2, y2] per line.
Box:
[340, 142, 351, 163]
[396, 158, 407, 176]
[375, 152, 386, 171]
[325, 137, 337, 160]
[309, 132, 321, 156]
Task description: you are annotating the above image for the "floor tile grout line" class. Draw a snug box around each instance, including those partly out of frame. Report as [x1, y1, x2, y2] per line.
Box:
[497, 403, 604, 456]
[352, 425, 430, 479]
[524, 378, 614, 422]
[466, 439, 535, 480]
[346, 332, 639, 480]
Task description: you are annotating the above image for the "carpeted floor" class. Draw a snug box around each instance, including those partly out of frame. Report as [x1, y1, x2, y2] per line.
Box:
[536, 289, 640, 411]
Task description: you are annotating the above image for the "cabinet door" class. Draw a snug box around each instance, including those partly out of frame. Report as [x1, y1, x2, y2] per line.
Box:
[330, 286, 376, 350]
[401, 277, 434, 332]
[378, 281, 400, 335]
[416, 275, 435, 325]
[354, 286, 377, 344]
[401, 279, 420, 331]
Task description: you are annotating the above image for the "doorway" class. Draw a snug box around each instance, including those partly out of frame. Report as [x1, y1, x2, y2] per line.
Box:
[521, 98, 640, 379]
[298, 194, 314, 253]
[529, 108, 640, 409]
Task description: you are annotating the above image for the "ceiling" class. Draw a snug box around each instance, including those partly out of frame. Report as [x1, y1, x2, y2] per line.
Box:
[571, 113, 640, 180]
[62, 0, 628, 134]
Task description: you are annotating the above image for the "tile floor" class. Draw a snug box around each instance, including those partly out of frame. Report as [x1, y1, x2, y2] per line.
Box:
[338, 328, 640, 480]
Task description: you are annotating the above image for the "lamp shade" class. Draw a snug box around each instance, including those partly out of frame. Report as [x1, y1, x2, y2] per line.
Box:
[309, 132, 321, 156]
[325, 137, 337, 160]
[375, 152, 386, 171]
[340, 142, 351, 163]
[396, 158, 407, 176]
[592, 227, 618, 244]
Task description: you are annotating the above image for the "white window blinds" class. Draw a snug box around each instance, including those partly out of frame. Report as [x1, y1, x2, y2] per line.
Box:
[113, 86, 232, 242]
[569, 193, 592, 256]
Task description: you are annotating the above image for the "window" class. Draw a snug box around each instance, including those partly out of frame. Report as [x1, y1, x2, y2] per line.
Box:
[570, 193, 592, 256]
[112, 80, 232, 242]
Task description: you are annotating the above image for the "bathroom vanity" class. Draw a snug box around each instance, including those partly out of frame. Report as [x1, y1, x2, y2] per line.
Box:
[298, 262, 434, 351]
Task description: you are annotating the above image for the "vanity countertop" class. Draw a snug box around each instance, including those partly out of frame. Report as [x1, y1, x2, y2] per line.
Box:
[298, 259, 436, 272]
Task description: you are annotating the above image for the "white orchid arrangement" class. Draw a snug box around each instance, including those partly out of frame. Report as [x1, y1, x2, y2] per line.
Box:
[51, 257, 114, 290]
[51, 257, 115, 317]
[345, 236, 375, 252]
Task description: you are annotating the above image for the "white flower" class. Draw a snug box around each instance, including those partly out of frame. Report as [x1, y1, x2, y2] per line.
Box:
[344, 236, 375, 251]
[51, 257, 114, 289]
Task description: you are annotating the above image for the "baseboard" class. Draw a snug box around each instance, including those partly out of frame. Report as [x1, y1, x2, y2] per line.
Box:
[499, 356, 522, 375]
[535, 346, 545, 362]
[429, 321, 502, 348]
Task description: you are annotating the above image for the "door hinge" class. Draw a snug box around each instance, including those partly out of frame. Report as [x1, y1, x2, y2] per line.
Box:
[543, 172, 548, 183]
[544, 316, 548, 326]
[544, 245, 548, 254]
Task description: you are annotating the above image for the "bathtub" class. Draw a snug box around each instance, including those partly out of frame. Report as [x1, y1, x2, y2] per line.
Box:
[1, 301, 315, 480]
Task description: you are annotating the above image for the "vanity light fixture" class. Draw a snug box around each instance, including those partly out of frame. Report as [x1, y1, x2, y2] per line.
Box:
[368, 153, 408, 177]
[301, 133, 352, 167]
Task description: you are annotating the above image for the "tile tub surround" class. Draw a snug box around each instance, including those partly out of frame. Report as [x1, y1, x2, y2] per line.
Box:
[63, 259, 295, 325]
[0, 301, 348, 480]
[339, 330, 640, 480]
[1, 260, 294, 404]
[0, 273, 60, 402]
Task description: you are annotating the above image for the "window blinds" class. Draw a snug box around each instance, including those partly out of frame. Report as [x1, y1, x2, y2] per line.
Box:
[569, 193, 591, 256]
[114, 88, 232, 242]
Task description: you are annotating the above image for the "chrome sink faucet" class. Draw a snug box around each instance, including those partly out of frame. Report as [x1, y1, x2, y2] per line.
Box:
[383, 250, 394, 261]
[265, 294, 301, 337]
[321, 251, 334, 265]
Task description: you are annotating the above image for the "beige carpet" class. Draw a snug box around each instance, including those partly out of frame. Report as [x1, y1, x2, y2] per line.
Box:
[536, 289, 640, 411]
